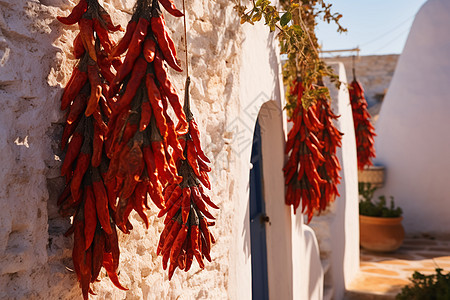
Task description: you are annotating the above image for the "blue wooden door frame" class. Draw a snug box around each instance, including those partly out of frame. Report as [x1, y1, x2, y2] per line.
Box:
[249, 120, 269, 300]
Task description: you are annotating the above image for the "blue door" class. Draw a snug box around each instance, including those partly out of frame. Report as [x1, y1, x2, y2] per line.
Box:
[250, 120, 269, 300]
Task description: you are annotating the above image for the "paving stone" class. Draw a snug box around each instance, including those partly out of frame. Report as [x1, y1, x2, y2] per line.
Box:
[348, 275, 409, 293]
[376, 260, 409, 266]
[347, 238, 450, 299]
[360, 262, 376, 267]
[415, 252, 450, 259]
[363, 269, 400, 276]
[403, 268, 440, 274]
[384, 253, 417, 260]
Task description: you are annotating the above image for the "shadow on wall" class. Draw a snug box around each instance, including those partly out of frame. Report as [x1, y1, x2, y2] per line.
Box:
[242, 200, 251, 257]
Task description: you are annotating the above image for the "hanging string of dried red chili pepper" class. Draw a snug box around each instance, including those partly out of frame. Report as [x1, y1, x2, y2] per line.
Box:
[57, 1, 127, 299]
[283, 78, 343, 222]
[316, 93, 343, 211]
[284, 79, 327, 222]
[349, 68, 376, 170]
[157, 77, 217, 279]
[105, 0, 188, 235]
[155, 0, 218, 279]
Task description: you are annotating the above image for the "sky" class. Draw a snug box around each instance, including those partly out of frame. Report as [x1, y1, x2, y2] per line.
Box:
[316, 0, 428, 57]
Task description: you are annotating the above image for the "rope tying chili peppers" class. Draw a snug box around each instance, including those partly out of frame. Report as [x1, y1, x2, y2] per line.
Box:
[349, 78, 376, 170]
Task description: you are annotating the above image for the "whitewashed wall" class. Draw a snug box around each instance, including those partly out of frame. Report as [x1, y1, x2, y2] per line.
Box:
[328, 63, 359, 297]
[375, 0, 450, 236]
[309, 62, 360, 300]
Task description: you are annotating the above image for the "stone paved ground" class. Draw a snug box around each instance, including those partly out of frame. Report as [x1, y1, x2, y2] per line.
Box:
[345, 237, 450, 299]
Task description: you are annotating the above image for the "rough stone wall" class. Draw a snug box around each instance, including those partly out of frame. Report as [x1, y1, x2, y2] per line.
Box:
[0, 0, 244, 298]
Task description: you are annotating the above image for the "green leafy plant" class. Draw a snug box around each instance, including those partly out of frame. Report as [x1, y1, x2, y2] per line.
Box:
[234, 0, 346, 113]
[396, 268, 450, 300]
[359, 182, 402, 218]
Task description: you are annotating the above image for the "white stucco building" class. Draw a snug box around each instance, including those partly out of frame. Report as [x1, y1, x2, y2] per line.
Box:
[0, 0, 360, 298]
[375, 0, 450, 237]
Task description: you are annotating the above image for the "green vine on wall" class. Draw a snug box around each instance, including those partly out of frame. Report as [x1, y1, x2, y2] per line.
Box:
[234, 0, 346, 115]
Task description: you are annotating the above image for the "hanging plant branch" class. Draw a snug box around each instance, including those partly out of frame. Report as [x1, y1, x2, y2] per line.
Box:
[234, 0, 346, 113]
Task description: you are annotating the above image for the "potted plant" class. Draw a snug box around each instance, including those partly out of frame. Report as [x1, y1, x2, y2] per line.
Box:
[359, 183, 405, 252]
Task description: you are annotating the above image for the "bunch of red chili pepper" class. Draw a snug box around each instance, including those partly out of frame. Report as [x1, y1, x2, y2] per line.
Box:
[316, 95, 343, 211]
[57, 0, 128, 299]
[104, 0, 189, 233]
[284, 78, 342, 222]
[156, 78, 217, 279]
[58, 0, 217, 297]
[104, 0, 217, 281]
[349, 78, 376, 170]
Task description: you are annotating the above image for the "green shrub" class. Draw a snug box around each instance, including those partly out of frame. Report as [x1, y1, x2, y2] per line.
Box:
[396, 268, 450, 300]
[358, 182, 402, 218]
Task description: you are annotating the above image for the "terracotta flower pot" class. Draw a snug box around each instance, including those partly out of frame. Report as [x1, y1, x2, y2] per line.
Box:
[359, 215, 405, 252]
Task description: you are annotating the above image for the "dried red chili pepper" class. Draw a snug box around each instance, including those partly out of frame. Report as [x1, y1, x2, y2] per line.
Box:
[109, 18, 148, 97]
[158, 0, 184, 17]
[84, 185, 97, 250]
[120, 139, 145, 199]
[70, 138, 92, 202]
[133, 180, 149, 228]
[85, 64, 102, 116]
[91, 122, 104, 168]
[153, 51, 188, 134]
[160, 94, 184, 161]
[91, 229, 105, 282]
[72, 210, 89, 299]
[92, 168, 112, 234]
[151, 15, 182, 72]
[111, 57, 147, 114]
[145, 73, 168, 138]
[143, 38, 156, 63]
[79, 18, 97, 62]
[170, 224, 188, 263]
[100, 12, 123, 32]
[61, 128, 84, 177]
[157, 218, 175, 255]
[57, 0, 88, 25]
[96, 51, 115, 84]
[67, 87, 89, 124]
[61, 66, 88, 110]
[109, 21, 137, 59]
[189, 119, 210, 163]
[93, 18, 114, 53]
[102, 252, 129, 291]
[73, 33, 86, 59]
